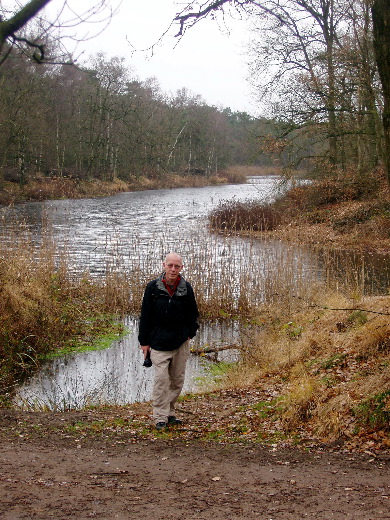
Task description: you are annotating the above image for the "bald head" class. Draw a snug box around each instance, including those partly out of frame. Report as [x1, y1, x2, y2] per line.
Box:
[163, 253, 183, 284]
[164, 252, 183, 265]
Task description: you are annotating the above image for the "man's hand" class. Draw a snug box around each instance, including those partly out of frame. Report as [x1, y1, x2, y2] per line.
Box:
[141, 345, 151, 359]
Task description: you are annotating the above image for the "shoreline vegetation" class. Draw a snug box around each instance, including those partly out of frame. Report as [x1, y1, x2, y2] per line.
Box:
[0, 165, 256, 206]
[1, 165, 389, 451]
[209, 166, 390, 254]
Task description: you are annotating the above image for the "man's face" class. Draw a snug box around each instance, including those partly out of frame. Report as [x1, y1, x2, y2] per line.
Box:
[163, 255, 183, 284]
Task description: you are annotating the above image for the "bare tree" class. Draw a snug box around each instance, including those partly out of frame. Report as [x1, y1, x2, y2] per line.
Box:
[0, 0, 115, 66]
[175, 0, 390, 182]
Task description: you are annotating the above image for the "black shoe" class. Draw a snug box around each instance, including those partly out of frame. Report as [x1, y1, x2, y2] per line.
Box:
[167, 416, 182, 426]
[155, 422, 167, 430]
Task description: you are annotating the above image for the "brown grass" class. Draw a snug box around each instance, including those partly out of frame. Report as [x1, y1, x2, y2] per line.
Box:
[215, 292, 390, 441]
[0, 165, 283, 205]
[1, 211, 364, 403]
[0, 224, 131, 398]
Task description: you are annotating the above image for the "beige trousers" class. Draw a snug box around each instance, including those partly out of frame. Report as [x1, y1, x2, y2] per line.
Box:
[150, 340, 190, 424]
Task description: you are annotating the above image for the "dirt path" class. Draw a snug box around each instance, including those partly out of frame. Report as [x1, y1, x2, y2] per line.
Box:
[1, 388, 389, 520]
[1, 437, 389, 520]
[1, 397, 389, 520]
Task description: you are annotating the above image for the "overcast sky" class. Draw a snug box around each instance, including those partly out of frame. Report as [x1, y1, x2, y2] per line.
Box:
[70, 0, 255, 115]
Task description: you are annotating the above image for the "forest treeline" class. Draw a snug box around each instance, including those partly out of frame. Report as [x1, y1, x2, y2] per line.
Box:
[0, 51, 277, 186]
[1, 0, 390, 190]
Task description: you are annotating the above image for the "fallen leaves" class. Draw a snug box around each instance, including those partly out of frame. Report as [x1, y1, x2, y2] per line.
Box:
[1, 380, 389, 454]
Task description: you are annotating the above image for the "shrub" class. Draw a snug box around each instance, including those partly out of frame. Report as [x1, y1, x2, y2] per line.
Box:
[209, 199, 282, 231]
[272, 168, 385, 219]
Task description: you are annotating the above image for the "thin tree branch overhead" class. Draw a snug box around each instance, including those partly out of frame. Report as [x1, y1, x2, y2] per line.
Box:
[0, 1, 116, 66]
[174, 0, 243, 36]
[0, 0, 51, 49]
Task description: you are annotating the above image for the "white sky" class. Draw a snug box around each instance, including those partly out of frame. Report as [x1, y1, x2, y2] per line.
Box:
[68, 0, 256, 115]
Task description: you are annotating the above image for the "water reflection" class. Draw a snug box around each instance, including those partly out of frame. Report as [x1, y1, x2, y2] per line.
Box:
[14, 318, 240, 411]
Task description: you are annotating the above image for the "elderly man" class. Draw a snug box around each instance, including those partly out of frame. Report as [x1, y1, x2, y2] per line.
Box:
[139, 252, 199, 430]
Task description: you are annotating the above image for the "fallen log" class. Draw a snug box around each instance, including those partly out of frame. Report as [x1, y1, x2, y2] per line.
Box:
[190, 344, 240, 355]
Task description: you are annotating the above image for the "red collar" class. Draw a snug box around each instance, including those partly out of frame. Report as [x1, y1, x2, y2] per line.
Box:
[162, 275, 181, 296]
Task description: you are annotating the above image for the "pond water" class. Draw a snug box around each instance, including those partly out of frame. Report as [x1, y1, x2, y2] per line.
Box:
[2, 175, 279, 274]
[13, 318, 240, 411]
[3, 176, 388, 410]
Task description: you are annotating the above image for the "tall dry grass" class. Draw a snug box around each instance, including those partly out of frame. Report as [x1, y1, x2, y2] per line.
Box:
[0, 221, 131, 399]
[209, 200, 282, 231]
[2, 203, 388, 439]
[212, 290, 390, 440]
[125, 227, 333, 320]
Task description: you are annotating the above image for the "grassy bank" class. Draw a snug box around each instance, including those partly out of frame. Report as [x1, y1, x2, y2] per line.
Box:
[0, 165, 255, 205]
[2, 217, 389, 448]
[210, 167, 390, 253]
[204, 292, 390, 448]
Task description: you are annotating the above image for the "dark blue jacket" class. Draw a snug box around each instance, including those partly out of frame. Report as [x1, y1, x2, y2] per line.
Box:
[138, 274, 199, 351]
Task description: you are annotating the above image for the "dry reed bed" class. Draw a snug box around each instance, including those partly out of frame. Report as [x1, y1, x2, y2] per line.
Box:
[0, 215, 339, 396]
[0, 223, 130, 397]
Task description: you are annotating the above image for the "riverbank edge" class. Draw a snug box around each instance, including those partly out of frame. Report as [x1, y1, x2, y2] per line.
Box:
[259, 199, 390, 254]
[0, 170, 250, 206]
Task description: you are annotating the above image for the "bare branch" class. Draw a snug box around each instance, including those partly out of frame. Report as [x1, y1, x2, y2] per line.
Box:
[12, 34, 46, 62]
[174, 0, 244, 37]
[0, 1, 119, 66]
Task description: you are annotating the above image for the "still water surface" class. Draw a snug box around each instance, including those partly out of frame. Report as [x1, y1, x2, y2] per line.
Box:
[5, 177, 388, 410]
[4, 176, 278, 274]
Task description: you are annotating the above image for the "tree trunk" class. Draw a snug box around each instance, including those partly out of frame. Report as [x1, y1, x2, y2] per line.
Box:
[372, 0, 390, 185]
